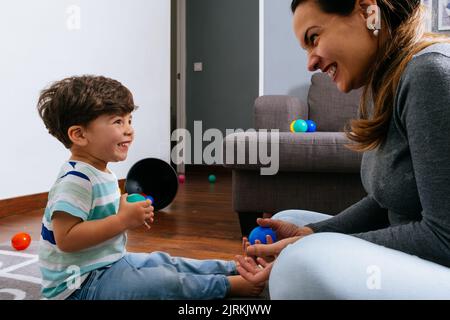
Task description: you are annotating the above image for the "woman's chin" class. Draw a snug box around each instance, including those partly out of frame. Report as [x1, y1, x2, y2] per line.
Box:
[336, 82, 350, 93]
[336, 78, 356, 93]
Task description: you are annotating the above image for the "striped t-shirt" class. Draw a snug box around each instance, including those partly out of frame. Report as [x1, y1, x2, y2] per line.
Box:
[38, 161, 127, 300]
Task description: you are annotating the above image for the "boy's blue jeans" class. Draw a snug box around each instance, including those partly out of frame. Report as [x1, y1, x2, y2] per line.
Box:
[67, 252, 237, 300]
[269, 210, 450, 299]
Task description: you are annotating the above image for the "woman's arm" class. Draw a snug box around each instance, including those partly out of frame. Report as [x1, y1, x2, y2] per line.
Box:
[352, 51, 450, 267]
[306, 195, 389, 234]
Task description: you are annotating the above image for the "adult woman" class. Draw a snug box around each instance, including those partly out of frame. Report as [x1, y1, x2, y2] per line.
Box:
[236, 0, 450, 299]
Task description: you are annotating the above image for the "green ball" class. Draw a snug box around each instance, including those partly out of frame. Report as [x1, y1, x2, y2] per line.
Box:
[208, 175, 216, 183]
[127, 193, 146, 203]
[293, 120, 308, 133]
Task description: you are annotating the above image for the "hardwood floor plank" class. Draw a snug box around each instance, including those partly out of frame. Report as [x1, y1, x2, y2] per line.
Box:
[0, 171, 243, 261]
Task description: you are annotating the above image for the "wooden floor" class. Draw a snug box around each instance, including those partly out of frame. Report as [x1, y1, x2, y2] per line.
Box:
[0, 171, 243, 261]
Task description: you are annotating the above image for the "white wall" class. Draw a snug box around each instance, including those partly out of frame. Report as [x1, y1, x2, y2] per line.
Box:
[0, 0, 171, 200]
[262, 0, 311, 105]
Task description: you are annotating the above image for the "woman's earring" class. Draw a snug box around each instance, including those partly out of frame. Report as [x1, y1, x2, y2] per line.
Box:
[368, 24, 379, 37]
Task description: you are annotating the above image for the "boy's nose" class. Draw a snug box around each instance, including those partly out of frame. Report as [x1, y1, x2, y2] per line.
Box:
[125, 126, 134, 136]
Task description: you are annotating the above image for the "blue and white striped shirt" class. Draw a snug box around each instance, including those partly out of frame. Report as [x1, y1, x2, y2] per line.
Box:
[39, 161, 126, 299]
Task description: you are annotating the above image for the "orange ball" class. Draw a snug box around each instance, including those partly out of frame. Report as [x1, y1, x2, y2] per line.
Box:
[11, 232, 31, 251]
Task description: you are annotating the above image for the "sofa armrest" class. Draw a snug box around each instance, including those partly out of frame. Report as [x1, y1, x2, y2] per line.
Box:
[255, 95, 309, 131]
[223, 131, 362, 174]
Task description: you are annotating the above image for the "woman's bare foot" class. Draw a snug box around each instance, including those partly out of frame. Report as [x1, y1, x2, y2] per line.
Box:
[227, 275, 265, 297]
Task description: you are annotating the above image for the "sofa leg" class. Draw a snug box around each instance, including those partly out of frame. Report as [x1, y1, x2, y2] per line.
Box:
[237, 212, 264, 237]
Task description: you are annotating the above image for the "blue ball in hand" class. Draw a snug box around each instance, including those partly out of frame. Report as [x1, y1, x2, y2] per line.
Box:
[145, 195, 154, 204]
[249, 226, 277, 245]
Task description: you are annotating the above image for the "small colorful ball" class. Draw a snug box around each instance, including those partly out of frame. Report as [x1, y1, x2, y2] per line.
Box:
[248, 227, 277, 245]
[178, 174, 186, 184]
[11, 232, 32, 251]
[208, 174, 216, 183]
[127, 193, 146, 203]
[293, 120, 308, 133]
[306, 120, 317, 132]
[145, 195, 155, 204]
[290, 121, 296, 133]
[138, 193, 155, 204]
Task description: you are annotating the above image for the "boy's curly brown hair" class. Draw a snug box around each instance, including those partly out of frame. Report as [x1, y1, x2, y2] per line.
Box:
[37, 75, 137, 149]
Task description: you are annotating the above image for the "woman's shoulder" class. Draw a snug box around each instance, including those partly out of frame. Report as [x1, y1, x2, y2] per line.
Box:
[400, 42, 450, 91]
[413, 42, 450, 59]
[395, 42, 450, 121]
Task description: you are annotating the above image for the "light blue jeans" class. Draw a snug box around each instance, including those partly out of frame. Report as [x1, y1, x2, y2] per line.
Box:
[269, 210, 450, 300]
[67, 252, 237, 300]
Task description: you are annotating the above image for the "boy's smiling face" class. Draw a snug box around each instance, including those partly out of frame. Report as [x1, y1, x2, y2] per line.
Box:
[69, 113, 134, 171]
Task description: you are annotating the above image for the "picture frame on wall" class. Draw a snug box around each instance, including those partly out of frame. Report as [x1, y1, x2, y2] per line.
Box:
[438, 0, 450, 30]
[422, 0, 433, 32]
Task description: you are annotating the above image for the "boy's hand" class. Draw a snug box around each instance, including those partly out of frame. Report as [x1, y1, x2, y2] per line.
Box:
[235, 255, 273, 284]
[117, 193, 154, 230]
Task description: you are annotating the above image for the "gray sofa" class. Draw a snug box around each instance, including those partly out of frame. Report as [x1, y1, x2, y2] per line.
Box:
[224, 73, 367, 236]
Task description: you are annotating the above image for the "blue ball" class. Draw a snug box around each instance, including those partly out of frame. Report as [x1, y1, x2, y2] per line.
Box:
[145, 195, 154, 204]
[249, 226, 277, 245]
[306, 120, 317, 132]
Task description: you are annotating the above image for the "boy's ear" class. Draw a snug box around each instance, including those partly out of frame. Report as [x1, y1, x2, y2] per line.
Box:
[68, 125, 88, 147]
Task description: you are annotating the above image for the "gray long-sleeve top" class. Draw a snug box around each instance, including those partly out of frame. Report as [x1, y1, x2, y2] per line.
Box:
[307, 43, 450, 267]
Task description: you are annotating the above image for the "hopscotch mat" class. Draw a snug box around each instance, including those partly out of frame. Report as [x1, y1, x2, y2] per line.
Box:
[0, 242, 44, 300]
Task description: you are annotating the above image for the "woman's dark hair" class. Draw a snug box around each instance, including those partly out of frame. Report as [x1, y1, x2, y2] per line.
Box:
[291, 0, 449, 151]
[292, 0, 355, 15]
[37, 75, 137, 149]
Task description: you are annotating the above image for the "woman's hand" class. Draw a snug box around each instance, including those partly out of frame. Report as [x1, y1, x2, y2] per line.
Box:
[245, 236, 302, 259]
[242, 233, 277, 262]
[256, 218, 314, 240]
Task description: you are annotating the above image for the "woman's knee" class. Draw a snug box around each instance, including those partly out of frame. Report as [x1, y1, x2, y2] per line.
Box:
[272, 210, 331, 227]
[268, 233, 353, 299]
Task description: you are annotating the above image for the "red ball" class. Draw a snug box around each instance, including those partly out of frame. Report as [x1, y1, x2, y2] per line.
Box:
[11, 232, 31, 251]
[178, 174, 186, 184]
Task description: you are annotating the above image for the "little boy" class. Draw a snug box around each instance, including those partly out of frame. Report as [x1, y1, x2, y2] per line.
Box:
[37, 75, 264, 300]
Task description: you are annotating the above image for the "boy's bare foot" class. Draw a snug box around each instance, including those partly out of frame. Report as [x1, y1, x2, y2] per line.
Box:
[227, 275, 265, 297]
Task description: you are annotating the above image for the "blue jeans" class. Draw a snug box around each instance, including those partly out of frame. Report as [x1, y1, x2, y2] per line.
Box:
[269, 210, 450, 299]
[67, 252, 237, 300]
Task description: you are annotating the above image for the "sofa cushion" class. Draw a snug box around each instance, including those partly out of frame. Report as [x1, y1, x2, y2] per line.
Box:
[223, 132, 363, 173]
[308, 73, 363, 132]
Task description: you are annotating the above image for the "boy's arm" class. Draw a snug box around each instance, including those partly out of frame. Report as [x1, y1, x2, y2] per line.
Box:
[52, 212, 126, 252]
[52, 194, 153, 253]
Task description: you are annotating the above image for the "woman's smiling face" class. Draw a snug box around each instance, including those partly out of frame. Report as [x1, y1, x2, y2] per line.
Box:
[293, 0, 379, 93]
